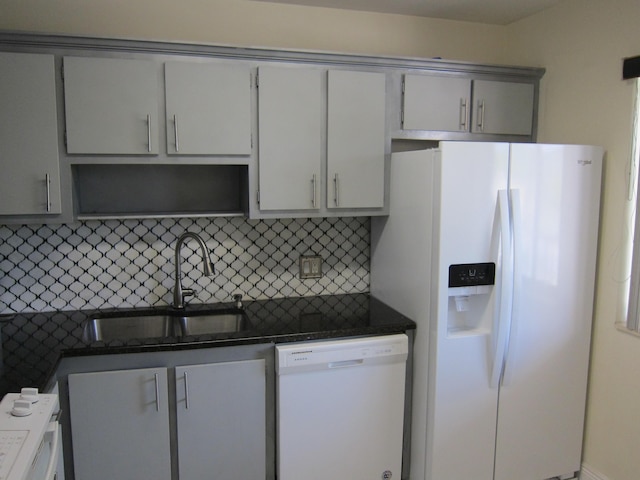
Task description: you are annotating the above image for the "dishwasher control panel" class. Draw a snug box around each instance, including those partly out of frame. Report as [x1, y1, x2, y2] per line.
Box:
[276, 334, 408, 372]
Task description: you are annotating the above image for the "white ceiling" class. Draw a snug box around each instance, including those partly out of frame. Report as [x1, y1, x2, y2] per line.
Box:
[252, 0, 566, 25]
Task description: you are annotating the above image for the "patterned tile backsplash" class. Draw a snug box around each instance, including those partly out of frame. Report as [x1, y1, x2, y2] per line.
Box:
[0, 217, 370, 315]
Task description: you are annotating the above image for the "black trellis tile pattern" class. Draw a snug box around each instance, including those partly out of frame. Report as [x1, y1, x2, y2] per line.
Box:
[0, 311, 87, 395]
[0, 217, 370, 315]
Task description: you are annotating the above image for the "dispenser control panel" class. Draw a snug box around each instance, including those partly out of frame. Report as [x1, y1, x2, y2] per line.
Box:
[448, 263, 495, 288]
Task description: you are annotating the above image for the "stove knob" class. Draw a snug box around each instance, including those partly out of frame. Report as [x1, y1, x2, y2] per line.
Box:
[11, 399, 33, 417]
[19, 388, 39, 403]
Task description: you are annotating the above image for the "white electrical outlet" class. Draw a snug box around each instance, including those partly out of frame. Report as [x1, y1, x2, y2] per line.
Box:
[299, 255, 323, 279]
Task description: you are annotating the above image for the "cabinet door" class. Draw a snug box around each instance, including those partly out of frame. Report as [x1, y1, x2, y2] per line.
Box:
[68, 367, 171, 480]
[328, 70, 386, 209]
[0, 52, 61, 215]
[258, 66, 322, 211]
[402, 74, 471, 132]
[165, 62, 251, 155]
[63, 56, 159, 154]
[472, 80, 535, 135]
[176, 360, 266, 480]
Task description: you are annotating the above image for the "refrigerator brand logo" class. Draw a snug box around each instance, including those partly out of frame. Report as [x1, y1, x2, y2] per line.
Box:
[578, 159, 592, 165]
[382, 470, 393, 479]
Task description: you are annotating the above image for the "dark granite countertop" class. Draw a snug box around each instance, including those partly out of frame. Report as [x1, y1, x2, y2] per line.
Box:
[0, 293, 415, 397]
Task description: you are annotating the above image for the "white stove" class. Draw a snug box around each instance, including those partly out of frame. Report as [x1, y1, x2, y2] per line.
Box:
[0, 390, 63, 480]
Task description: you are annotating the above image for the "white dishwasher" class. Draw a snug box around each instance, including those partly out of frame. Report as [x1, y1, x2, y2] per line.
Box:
[276, 334, 408, 480]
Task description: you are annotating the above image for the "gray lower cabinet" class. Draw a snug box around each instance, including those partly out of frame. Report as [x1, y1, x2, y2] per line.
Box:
[0, 52, 61, 215]
[175, 361, 266, 479]
[68, 367, 172, 480]
[68, 359, 266, 480]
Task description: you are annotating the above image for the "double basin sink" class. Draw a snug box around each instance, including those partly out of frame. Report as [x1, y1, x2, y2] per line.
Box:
[83, 308, 251, 342]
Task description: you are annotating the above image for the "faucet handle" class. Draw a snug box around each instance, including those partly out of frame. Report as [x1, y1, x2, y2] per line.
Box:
[182, 288, 195, 303]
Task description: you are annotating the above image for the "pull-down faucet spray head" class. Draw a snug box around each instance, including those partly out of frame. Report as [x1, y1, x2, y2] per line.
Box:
[172, 232, 215, 309]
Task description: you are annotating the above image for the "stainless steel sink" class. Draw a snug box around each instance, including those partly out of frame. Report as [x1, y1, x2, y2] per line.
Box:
[83, 315, 174, 342]
[83, 309, 251, 342]
[175, 312, 250, 336]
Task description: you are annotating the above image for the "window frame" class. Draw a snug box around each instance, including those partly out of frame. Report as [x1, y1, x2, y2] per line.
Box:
[625, 78, 640, 333]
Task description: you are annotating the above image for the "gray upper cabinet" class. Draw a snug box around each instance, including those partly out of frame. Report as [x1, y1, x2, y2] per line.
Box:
[0, 52, 61, 215]
[401, 74, 535, 137]
[256, 67, 388, 216]
[471, 80, 535, 136]
[402, 74, 471, 132]
[0, 35, 543, 221]
[257, 66, 323, 211]
[164, 62, 251, 155]
[327, 70, 386, 209]
[63, 56, 159, 154]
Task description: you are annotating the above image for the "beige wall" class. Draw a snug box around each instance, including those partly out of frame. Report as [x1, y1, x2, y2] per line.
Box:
[0, 0, 509, 63]
[1, 0, 639, 479]
[506, 1, 640, 479]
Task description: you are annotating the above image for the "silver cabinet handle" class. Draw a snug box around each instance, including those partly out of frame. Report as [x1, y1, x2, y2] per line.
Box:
[459, 98, 468, 130]
[45, 174, 51, 212]
[477, 100, 485, 132]
[311, 174, 317, 208]
[333, 173, 340, 207]
[154, 373, 160, 411]
[147, 114, 152, 153]
[183, 371, 190, 410]
[173, 114, 179, 153]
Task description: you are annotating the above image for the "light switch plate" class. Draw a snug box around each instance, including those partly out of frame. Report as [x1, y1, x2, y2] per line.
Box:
[299, 255, 323, 279]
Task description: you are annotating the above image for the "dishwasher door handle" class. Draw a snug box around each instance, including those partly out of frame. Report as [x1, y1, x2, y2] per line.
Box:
[328, 359, 364, 369]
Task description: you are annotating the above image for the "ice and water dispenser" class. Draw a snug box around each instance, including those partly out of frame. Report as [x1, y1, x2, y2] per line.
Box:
[447, 262, 495, 335]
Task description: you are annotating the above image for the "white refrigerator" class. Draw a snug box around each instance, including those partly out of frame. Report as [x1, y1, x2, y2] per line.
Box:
[371, 142, 603, 480]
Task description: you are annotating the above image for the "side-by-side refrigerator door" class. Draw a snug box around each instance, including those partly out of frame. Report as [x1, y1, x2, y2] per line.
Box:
[494, 144, 603, 480]
[427, 141, 510, 480]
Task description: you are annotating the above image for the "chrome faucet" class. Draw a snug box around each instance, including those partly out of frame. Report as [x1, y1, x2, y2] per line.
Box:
[172, 232, 215, 309]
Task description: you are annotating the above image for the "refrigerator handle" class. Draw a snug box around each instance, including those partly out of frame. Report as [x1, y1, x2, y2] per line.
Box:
[490, 190, 514, 388]
[502, 189, 522, 386]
